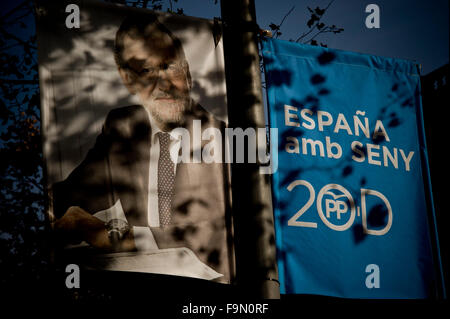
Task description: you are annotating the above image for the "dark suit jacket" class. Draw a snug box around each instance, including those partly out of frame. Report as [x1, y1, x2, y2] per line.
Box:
[52, 103, 233, 282]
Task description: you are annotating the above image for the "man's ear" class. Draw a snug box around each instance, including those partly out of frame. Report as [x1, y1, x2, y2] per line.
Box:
[185, 63, 193, 91]
[118, 67, 137, 94]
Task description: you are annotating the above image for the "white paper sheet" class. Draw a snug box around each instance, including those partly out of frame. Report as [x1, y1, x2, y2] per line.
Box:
[85, 247, 223, 281]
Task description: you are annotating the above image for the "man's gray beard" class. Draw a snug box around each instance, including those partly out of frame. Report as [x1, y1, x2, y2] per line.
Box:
[142, 98, 190, 128]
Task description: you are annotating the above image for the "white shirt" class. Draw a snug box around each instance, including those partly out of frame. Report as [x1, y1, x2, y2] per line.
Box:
[145, 109, 181, 227]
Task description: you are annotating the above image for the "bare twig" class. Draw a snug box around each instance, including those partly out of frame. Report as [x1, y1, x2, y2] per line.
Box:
[0, 26, 37, 50]
[279, 6, 295, 29]
[0, 1, 28, 23]
[0, 79, 39, 85]
[275, 5, 295, 38]
[304, 26, 341, 44]
[295, 0, 336, 43]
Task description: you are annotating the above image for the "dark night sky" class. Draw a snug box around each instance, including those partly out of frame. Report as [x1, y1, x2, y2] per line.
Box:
[1, 0, 447, 74]
[181, 0, 449, 74]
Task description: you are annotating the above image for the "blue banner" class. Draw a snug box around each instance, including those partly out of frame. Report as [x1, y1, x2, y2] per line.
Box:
[262, 37, 442, 298]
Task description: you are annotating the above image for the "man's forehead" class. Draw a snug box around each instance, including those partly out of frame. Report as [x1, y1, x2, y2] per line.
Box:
[121, 31, 181, 64]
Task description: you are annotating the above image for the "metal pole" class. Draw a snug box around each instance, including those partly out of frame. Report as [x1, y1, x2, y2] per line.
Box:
[220, 0, 279, 299]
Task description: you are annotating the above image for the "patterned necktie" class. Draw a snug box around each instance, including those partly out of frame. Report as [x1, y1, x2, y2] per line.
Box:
[157, 132, 175, 227]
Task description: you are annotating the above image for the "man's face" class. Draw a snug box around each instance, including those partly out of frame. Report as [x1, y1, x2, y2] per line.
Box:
[119, 29, 191, 127]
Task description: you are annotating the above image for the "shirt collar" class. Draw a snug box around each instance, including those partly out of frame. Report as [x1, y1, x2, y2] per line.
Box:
[143, 106, 182, 145]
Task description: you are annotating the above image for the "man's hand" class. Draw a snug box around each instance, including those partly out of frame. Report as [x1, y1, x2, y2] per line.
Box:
[53, 206, 136, 251]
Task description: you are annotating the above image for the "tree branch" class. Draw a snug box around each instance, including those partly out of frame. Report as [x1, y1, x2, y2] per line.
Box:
[0, 1, 28, 23]
[0, 26, 37, 50]
[3, 7, 32, 26]
[0, 79, 39, 85]
[295, 0, 336, 43]
[279, 6, 295, 29]
[305, 26, 332, 43]
[274, 6, 295, 38]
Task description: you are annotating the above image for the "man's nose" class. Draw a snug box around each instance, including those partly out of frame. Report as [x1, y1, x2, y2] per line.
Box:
[156, 68, 174, 91]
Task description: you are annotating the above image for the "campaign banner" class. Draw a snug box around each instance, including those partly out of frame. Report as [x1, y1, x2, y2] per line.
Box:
[262, 37, 441, 298]
[37, 0, 234, 283]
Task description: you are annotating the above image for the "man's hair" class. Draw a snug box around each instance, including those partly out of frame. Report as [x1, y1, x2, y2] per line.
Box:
[114, 13, 185, 69]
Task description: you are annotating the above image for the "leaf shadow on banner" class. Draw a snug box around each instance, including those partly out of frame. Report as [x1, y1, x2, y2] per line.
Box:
[267, 50, 414, 246]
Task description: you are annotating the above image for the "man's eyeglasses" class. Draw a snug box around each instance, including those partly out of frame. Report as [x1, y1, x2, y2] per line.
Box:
[124, 61, 186, 79]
